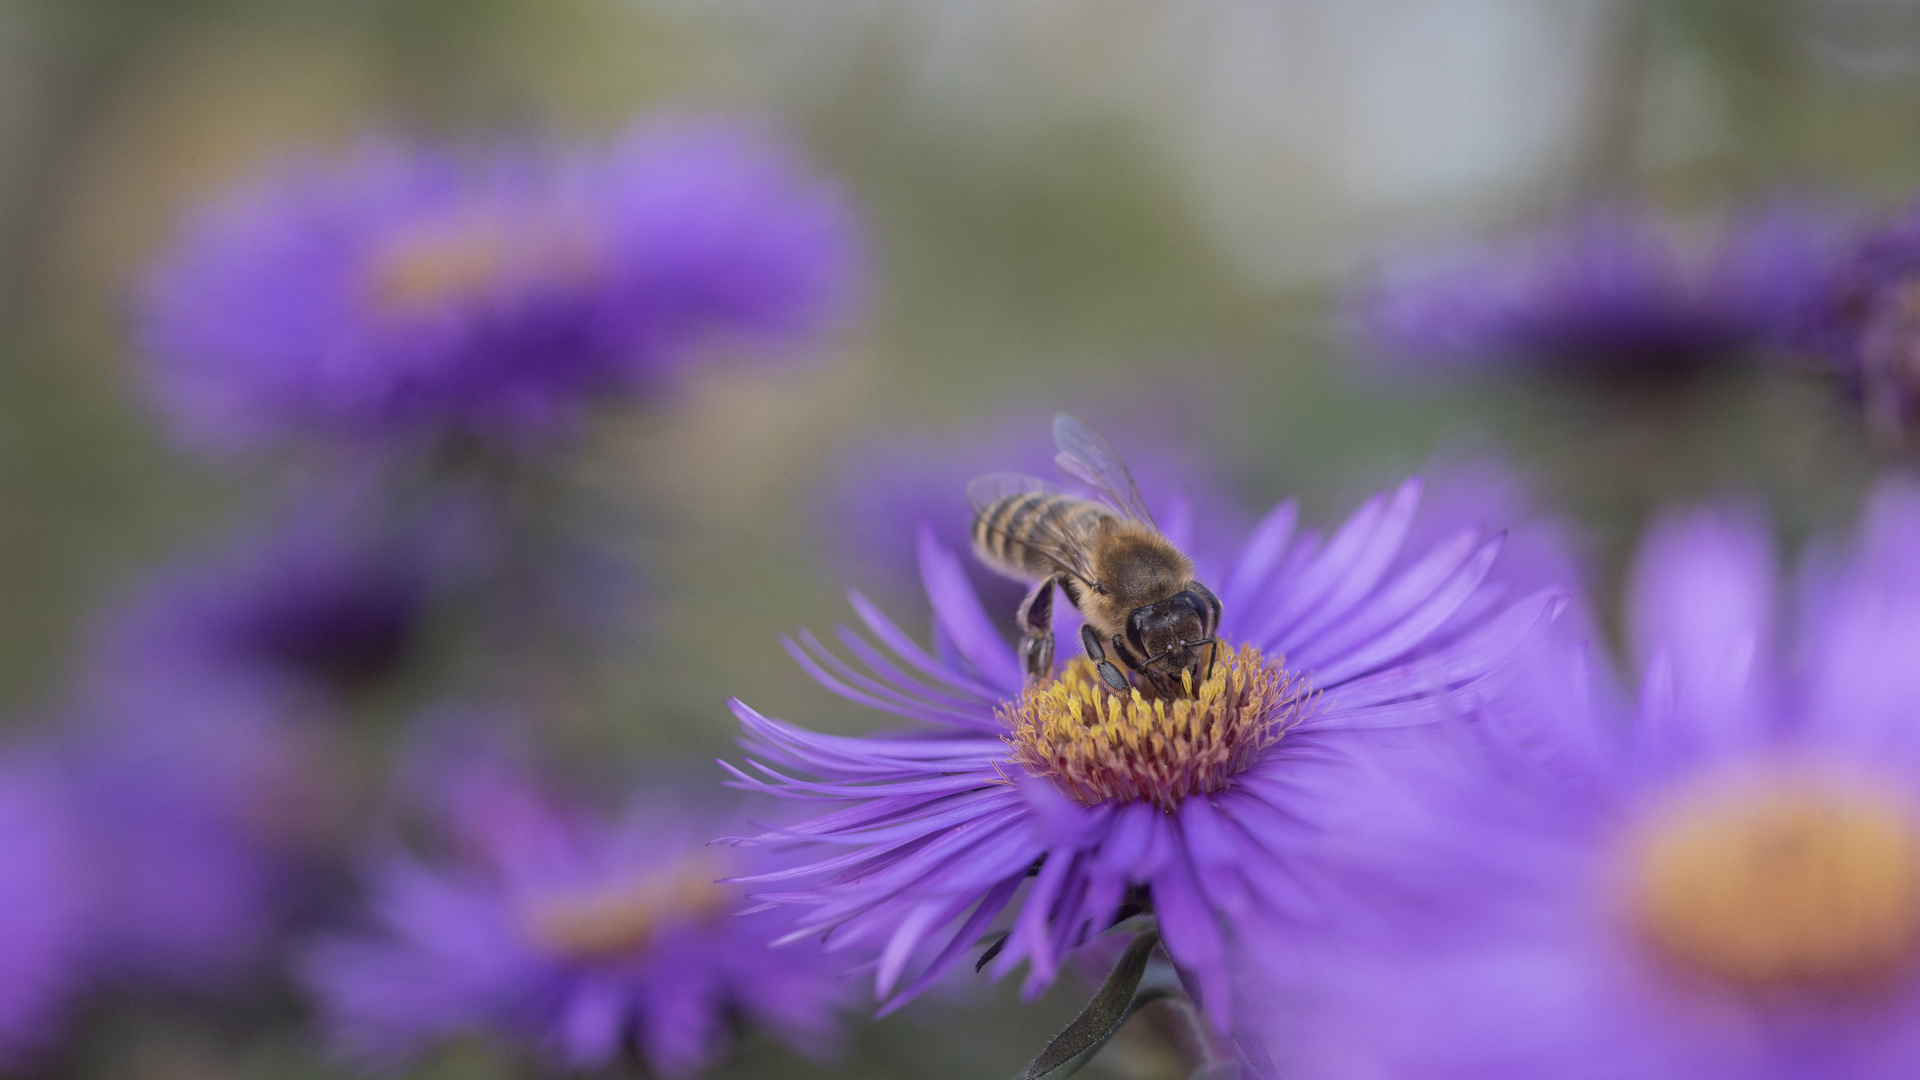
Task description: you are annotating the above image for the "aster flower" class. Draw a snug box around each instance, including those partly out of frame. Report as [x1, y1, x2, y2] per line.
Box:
[0, 748, 91, 1067]
[47, 490, 438, 987]
[91, 489, 447, 696]
[725, 425, 1561, 1032]
[61, 675, 335, 990]
[64, 630, 343, 989]
[1352, 205, 1828, 383]
[304, 752, 846, 1076]
[1264, 481, 1920, 1079]
[588, 116, 865, 388]
[1798, 204, 1920, 446]
[136, 114, 862, 451]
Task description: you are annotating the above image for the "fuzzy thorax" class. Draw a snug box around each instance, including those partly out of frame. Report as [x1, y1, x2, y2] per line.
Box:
[519, 857, 733, 961]
[1001, 643, 1309, 813]
[1631, 772, 1920, 991]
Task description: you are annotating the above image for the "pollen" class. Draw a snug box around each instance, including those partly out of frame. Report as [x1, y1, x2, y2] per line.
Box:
[1630, 772, 1920, 991]
[519, 857, 732, 961]
[1001, 643, 1310, 813]
[366, 209, 597, 312]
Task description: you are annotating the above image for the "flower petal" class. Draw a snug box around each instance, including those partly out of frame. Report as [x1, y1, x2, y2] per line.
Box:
[918, 527, 1023, 694]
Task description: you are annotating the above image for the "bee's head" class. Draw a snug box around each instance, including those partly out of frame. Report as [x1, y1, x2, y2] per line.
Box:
[1127, 583, 1222, 684]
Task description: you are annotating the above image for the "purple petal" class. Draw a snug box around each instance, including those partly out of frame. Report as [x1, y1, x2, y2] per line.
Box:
[1149, 850, 1231, 1031]
[557, 975, 629, 1068]
[1626, 504, 1775, 729]
[849, 590, 1007, 701]
[1223, 499, 1300, 608]
[1306, 532, 1505, 686]
[1272, 479, 1424, 649]
[917, 527, 1023, 694]
[1314, 587, 1564, 718]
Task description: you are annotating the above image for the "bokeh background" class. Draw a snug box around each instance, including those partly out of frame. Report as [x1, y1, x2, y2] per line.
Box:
[1, 0, 1916, 1076]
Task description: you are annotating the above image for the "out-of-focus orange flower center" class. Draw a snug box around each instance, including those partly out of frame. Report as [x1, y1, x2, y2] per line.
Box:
[1002, 643, 1309, 813]
[1631, 772, 1920, 991]
[519, 857, 732, 960]
[365, 209, 598, 312]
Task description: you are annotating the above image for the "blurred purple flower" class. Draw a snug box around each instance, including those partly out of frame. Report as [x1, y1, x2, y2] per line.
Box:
[48, 489, 450, 987]
[1352, 206, 1831, 382]
[62, 678, 337, 991]
[1798, 205, 1920, 444]
[137, 114, 862, 451]
[588, 116, 865, 390]
[93, 492, 443, 696]
[726, 464, 1561, 1031]
[1264, 481, 1920, 1079]
[305, 755, 846, 1076]
[0, 749, 91, 1067]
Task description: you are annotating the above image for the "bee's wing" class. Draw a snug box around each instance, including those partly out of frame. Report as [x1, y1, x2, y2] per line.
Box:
[966, 472, 1101, 585]
[966, 471, 1055, 512]
[1052, 412, 1157, 527]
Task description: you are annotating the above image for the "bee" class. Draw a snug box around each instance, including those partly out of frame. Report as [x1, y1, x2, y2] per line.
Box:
[969, 413, 1220, 697]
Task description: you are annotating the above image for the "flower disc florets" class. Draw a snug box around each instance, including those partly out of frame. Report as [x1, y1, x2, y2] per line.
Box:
[520, 857, 732, 961]
[365, 208, 599, 314]
[1002, 643, 1311, 812]
[1632, 771, 1920, 990]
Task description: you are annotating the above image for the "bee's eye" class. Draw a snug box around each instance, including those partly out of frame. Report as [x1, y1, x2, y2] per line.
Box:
[1125, 608, 1151, 655]
[1175, 588, 1219, 627]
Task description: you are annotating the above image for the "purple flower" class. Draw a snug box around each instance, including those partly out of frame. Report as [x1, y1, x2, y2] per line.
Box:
[63, 616, 343, 990]
[0, 749, 91, 1067]
[1352, 206, 1829, 382]
[1798, 205, 1920, 444]
[136, 114, 862, 451]
[587, 116, 865, 389]
[92, 491, 442, 695]
[61, 679, 335, 991]
[1263, 481, 1920, 1079]
[304, 755, 847, 1076]
[725, 461, 1560, 1030]
[48, 491, 435, 987]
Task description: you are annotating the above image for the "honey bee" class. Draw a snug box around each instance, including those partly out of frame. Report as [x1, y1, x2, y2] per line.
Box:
[969, 413, 1220, 697]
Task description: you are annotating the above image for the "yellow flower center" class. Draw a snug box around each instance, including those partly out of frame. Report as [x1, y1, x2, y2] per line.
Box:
[1001, 643, 1310, 812]
[519, 857, 732, 961]
[365, 209, 597, 313]
[1630, 772, 1920, 991]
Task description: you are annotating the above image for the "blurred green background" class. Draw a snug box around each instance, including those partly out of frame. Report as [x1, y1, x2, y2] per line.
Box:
[2, 0, 1918, 1075]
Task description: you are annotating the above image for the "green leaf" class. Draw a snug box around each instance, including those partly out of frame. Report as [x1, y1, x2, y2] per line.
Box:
[1023, 929, 1168, 1080]
[1103, 913, 1157, 938]
[977, 931, 1012, 972]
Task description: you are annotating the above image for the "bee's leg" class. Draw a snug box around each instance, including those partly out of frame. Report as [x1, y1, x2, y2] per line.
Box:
[1081, 624, 1129, 693]
[1115, 636, 1177, 697]
[1016, 576, 1058, 680]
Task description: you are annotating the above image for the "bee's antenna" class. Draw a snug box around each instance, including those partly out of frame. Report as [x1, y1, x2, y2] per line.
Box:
[1142, 639, 1214, 669]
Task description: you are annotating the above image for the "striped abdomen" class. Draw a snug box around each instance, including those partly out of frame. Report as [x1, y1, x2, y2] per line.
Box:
[970, 492, 1115, 581]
